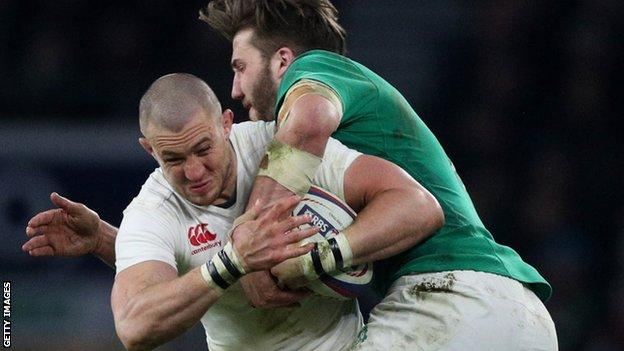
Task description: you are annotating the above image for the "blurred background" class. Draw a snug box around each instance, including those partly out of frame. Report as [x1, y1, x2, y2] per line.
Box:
[1, 0, 622, 350]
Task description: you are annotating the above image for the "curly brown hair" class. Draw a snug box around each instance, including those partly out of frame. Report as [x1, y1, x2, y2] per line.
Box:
[199, 0, 347, 57]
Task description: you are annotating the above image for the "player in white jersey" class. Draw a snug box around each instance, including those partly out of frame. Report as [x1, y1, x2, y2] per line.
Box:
[24, 73, 444, 350]
[116, 120, 363, 350]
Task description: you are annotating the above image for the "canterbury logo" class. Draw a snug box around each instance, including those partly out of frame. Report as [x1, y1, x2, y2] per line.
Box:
[188, 223, 217, 246]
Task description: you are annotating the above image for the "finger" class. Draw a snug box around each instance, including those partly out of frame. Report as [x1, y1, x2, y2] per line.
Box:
[50, 192, 80, 213]
[22, 235, 50, 252]
[285, 226, 319, 244]
[270, 268, 290, 288]
[262, 195, 301, 223]
[268, 287, 310, 302]
[26, 223, 54, 238]
[276, 214, 314, 236]
[28, 246, 55, 257]
[282, 242, 315, 261]
[25, 225, 43, 238]
[26, 210, 59, 228]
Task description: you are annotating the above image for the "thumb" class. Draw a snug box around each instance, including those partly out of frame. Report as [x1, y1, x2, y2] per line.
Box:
[50, 192, 78, 213]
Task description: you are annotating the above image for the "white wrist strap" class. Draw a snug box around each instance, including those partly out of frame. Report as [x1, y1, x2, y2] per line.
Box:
[200, 242, 248, 291]
[200, 264, 225, 293]
[300, 232, 354, 280]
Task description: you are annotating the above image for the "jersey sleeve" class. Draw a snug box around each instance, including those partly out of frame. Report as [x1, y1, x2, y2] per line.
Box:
[276, 79, 343, 128]
[115, 206, 178, 274]
[276, 51, 377, 123]
[313, 137, 362, 201]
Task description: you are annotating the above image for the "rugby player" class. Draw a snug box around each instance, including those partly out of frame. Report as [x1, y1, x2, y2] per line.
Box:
[24, 73, 442, 350]
[201, 1, 558, 349]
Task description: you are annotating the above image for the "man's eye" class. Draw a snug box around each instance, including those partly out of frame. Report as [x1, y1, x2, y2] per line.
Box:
[197, 147, 210, 156]
[165, 158, 183, 165]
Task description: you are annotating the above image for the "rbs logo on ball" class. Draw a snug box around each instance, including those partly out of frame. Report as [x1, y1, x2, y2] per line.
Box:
[296, 205, 335, 236]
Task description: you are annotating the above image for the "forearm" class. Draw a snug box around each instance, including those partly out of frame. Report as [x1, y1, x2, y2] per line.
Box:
[244, 131, 327, 212]
[92, 220, 117, 267]
[246, 94, 339, 212]
[246, 177, 294, 211]
[115, 201, 315, 351]
[345, 187, 443, 265]
[115, 268, 220, 351]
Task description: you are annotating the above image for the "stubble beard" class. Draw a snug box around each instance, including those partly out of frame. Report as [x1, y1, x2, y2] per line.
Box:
[250, 63, 278, 121]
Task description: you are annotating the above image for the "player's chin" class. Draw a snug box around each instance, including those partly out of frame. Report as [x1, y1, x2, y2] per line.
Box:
[186, 192, 217, 207]
[249, 108, 274, 122]
[248, 109, 260, 121]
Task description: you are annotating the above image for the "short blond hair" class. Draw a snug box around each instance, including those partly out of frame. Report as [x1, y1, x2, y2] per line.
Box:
[139, 73, 222, 135]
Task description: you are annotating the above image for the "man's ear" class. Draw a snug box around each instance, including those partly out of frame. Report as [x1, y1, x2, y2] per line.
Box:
[274, 47, 295, 78]
[221, 109, 234, 137]
[138, 137, 156, 159]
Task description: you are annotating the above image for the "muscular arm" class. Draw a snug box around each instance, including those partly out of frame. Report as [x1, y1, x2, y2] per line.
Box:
[112, 261, 220, 351]
[342, 155, 444, 265]
[271, 154, 444, 288]
[238, 94, 340, 307]
[245, 94, 340, 210]
[112, 196, 316, 351]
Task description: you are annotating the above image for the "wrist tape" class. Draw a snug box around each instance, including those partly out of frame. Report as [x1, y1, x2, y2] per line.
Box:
[301, 232, 353, 280]
[200, 242, 247, 291]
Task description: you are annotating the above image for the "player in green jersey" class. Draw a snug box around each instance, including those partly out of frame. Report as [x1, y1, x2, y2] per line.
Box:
[202, 1, 558, 349]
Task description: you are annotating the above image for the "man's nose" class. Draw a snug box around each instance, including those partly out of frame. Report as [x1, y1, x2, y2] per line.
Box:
[184, 156, 204, 181]
[231, 74, 243, 100]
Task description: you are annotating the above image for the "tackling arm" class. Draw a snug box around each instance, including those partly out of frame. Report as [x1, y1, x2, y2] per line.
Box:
[271, 154, 444, 289]
[237, 92, 341, 308]
[245, 93, 340, 209]
[341, 155, 444, 265]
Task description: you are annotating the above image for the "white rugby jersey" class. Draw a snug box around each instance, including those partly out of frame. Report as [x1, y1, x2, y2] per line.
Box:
[116, 121, 363, 351]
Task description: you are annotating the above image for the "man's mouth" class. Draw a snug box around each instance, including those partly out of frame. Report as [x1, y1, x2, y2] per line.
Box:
[189, 180, 210, 192]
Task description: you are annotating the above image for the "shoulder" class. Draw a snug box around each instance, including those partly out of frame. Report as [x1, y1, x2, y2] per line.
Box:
[290, 50, 347, 68]
[230, 120, 275, 142]
[125, 168, 173, 212]
[121, 168, 184, 229]
[229, 121, 275, 163]
[278, 50, 365, 109]
[282, 50, 346, 84]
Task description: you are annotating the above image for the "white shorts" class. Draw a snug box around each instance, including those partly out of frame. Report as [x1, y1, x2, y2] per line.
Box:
[352, 270, 558, 350]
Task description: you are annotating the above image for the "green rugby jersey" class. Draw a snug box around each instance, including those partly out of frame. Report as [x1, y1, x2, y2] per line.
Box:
[275, 50, 551, 301]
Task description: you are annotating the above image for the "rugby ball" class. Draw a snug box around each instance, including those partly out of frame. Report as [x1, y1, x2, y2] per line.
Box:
[292, 185, 376, 301]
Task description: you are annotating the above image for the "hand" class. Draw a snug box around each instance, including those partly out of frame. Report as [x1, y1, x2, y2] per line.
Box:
[270, 256, 312, 290]
[239, 271, 310, 309]
[231, 195, 318, 271]
[23, 192, 101, 257]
